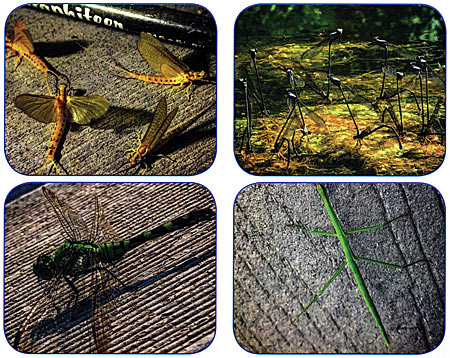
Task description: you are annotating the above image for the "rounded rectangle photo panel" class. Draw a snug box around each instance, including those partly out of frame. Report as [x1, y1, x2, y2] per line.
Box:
[234, 182, 444, 353]
[5, 4, 216, 176]
[234, 4, 445, 175]
[4, 182, 216, 353]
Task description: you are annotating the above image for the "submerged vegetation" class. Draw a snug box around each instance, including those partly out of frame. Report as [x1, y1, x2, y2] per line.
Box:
[235, 5, 445, 175]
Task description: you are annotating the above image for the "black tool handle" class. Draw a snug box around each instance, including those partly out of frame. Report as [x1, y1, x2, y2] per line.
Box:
[29, 4, 216, 49]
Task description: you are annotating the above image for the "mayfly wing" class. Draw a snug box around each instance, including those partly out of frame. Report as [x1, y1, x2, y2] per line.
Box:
[42, 187, 90, 242]
[66, 95, 109, 125]
[11, 20, 34, 53]
[14, 94, 57, 124]
[15, 92, 108, 126]
[137, 32, 189, 77]
[141, 98, 179, 151]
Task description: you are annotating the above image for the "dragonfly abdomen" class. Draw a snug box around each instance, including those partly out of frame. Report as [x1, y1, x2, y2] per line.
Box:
[128, 209, 215, 250]
[97, 240, 132, 263]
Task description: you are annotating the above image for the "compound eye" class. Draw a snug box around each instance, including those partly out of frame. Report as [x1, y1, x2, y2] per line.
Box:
[33, 254, 57, 280]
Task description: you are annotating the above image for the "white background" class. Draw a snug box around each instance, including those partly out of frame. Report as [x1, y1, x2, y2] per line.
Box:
[1, 0, 448, 357]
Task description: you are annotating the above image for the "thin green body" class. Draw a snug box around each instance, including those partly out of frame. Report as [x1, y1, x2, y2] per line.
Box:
[315, 184, 390, 348]
[45, 208, 214, 275]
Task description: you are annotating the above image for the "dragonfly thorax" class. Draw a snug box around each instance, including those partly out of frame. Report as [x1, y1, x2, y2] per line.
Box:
[33, 240, 99, 280]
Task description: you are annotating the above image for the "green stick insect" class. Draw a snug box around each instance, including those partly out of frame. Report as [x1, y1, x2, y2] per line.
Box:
[288, 184, 426, 349]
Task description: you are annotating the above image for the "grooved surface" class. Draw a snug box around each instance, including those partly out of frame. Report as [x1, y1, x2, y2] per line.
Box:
[5, 183, 216, 353]
[5, 5, 216, 175]
[234, 183, 444, 353]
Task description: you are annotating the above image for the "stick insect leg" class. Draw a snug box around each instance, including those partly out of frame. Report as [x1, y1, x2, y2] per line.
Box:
[291, 261, 348, 325]
[356, 256, 427, 270]
[288, 223, 337, 237]
[346, 212, 410, 234]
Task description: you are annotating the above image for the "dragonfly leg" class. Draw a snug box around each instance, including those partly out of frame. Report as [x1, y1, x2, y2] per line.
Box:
[63, 275, 80, 310]
[291, 261, 348, 324]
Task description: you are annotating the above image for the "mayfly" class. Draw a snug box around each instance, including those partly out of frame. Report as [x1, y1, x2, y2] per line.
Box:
[5, 20, 67, 95]
[88, 32, 214, 100]
[127, 97, 208, 172]
[14, 84, 109, 174]
[12, 187, 215, 353]
[288, 184, 426, 349]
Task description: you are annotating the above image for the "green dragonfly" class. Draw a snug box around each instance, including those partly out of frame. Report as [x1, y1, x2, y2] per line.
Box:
[13, 187, 215, 353]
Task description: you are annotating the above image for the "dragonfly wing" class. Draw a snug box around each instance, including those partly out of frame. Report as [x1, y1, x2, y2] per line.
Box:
[14, 94, 57, 124]
[138, 32, 189, 76]
[91, 271, 115, 353]
[13, 277, 61, 352]
[66, 95, 109, 125]
[91, 197, 125, 353]
[42, 187, 90, 242]
[303, 105, 326, 126]
[96, 197, 121, 244]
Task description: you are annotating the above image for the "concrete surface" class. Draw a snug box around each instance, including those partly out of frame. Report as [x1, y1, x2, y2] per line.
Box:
[5, 5, 216, 175]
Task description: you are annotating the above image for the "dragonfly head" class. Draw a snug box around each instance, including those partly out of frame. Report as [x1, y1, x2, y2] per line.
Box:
[33, 253, 57, 280]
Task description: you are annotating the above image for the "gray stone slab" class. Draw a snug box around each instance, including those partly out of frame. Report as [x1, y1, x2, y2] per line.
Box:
[234, 183, 444, 353]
